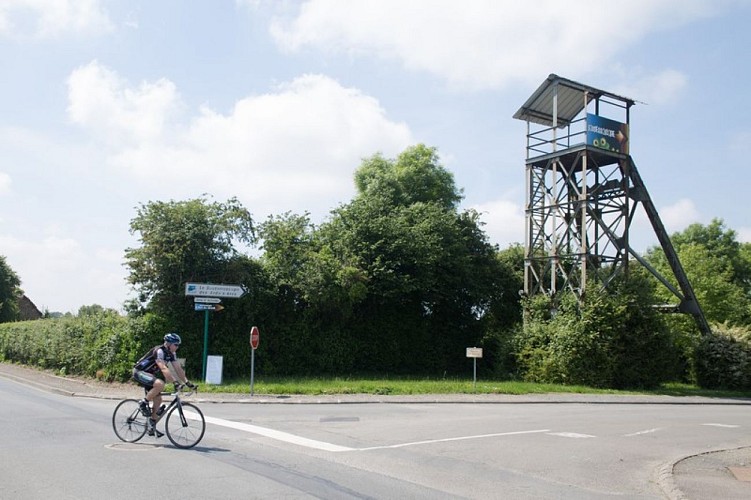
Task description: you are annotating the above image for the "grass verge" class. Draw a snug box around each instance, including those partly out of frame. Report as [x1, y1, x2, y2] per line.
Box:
[196, 376, 751, 399]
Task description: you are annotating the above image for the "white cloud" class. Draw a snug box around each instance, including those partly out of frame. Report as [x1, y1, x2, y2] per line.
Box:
[0, 172, 10, 194]
[0, 233, 128, 313]
[614, 69, 688, 105]
[659, 198, 702, 233]
[619, 198, 704, 252]
[0, 0, 113, 39]
[729, 130, 751, 153]
[67, 63, 414, 221]
[268, 0, 718, 91]
[67, 61, 182, 145]
[471, 198, 525, 248]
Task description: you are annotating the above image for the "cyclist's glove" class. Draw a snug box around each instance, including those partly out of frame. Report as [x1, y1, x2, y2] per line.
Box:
[186, 380, 197, 389]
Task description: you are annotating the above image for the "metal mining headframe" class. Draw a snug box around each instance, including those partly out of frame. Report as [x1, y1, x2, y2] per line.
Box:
[513, 74, 710, 336]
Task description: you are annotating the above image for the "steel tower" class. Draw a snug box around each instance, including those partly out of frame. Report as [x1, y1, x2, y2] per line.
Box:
[513, 74, 710, 335]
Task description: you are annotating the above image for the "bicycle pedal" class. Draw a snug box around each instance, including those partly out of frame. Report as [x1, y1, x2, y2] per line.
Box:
[147, 428, 164, 438]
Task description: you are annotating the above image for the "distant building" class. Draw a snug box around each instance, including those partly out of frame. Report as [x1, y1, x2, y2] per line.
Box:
[19, 294, 43, 320]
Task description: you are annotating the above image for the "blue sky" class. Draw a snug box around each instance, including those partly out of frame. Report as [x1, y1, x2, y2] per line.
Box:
[1, 0, 749, 314]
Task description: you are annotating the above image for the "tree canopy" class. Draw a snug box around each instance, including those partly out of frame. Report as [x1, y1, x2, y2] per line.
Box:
[124, 196, 255, 311]
[0, 255, 21, 323]
[644, 218, 751, 326]
[354, 144, 463, 210]
[256, 144, 510, 373]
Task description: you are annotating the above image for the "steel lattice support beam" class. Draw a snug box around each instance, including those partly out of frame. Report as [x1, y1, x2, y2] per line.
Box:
[524, 148, 631, 299]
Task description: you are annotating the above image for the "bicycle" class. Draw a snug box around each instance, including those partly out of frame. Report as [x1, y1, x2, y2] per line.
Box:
[112, 385, 206, 449]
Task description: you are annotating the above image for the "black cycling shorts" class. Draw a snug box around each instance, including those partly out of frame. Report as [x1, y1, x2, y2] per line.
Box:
[132, 369, 157, 390]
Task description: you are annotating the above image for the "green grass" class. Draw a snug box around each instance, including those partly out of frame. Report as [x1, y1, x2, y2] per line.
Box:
[196, 376, 751, 399]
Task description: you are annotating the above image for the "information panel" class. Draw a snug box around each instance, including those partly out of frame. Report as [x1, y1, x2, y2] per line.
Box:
[586, 114, 629, 154]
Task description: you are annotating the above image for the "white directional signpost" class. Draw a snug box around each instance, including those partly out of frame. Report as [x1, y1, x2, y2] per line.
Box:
[185, 283, 246, 382]
[185, 283, 246, 299]
[466, 347, 483, 390]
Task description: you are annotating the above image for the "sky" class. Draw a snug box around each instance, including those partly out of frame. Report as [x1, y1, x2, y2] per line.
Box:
[1, 0, 750, 314]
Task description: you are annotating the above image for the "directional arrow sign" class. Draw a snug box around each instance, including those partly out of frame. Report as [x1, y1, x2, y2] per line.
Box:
[194, 303, 225, 312]
[194, 297, 222, 304]
[185, 282, 246, 298]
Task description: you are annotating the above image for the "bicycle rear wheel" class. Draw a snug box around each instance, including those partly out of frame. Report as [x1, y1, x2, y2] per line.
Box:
[112, 399, 148, 443]
[165, 402, 205, 449]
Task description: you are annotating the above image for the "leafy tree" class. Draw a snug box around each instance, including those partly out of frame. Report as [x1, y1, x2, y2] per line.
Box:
[672, 219, 751, 287]
[491, 244, 525, 328]
[124, 196, 255, 312]
[480, 244, 525, 378]
[0, 256, 21, 323]
[78, 304, 118, 317]
[643, 219, 751, 326]
[255, 144, 516, 375]
[354, 144, 462, 210]
[295, 144, 510, 373]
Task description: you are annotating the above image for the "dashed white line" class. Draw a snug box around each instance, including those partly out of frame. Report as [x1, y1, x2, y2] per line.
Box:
[702, 423, 740, 428]
[547, 432, 596, 438]
[357, 429, 552, 451]
[624, 428, 661, 437]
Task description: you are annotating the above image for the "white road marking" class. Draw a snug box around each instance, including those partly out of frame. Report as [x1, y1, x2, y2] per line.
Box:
[624, 428, 661, 437]
[357, 429, 552, 451]
[204, 414, 550, 453]
[702, 423, 740, 428]
[547, 432, 596, 438]
[204, 415, 354, 452]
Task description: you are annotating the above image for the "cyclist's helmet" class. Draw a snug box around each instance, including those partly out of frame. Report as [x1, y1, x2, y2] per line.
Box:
[164, 333, 182, 345]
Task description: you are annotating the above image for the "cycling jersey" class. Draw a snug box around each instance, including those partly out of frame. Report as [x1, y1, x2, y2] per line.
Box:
[134, 344, 177, 375]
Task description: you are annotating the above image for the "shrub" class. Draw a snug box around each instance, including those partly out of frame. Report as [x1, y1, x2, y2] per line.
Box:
[694, 323, 751, 390]
[514, 275, 681, 389]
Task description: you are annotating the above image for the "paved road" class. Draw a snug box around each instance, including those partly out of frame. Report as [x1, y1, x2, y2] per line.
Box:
[2, 363, 751, 499]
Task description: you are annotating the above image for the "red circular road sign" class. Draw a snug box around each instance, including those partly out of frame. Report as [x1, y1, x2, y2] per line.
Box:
[250, 326, 260, 349]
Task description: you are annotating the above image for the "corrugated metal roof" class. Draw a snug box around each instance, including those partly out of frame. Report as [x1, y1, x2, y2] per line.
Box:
[513, 74, 636, 128]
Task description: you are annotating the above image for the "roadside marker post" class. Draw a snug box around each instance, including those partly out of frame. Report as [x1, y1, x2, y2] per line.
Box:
[466, 347, 483, 390]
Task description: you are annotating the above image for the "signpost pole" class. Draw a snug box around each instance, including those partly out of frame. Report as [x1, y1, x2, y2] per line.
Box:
[473, 358, 477, 391]
[202, 310, 209, 382]
[249, 326, 259, 396]
[250, 348, 255, 396]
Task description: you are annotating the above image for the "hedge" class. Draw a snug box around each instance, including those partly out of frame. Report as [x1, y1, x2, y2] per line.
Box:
[0, 311, 151, 381]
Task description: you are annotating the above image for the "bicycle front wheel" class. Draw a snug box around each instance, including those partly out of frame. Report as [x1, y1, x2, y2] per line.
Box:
[165, 402, 206, 449]
[112, 399, 148, 443]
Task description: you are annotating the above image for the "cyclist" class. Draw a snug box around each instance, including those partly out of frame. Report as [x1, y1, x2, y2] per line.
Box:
[132, 333, 196, 437]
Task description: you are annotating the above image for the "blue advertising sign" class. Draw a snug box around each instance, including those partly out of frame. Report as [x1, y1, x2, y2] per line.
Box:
[586, 114, 629, 154]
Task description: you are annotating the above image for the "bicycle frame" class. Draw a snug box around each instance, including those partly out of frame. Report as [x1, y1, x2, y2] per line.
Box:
[151, 388, 193, 423]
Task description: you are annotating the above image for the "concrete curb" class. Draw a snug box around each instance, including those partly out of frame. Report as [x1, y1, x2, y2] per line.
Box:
[655, 458, 688, 500]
